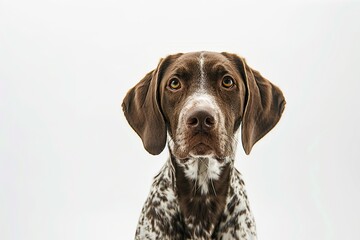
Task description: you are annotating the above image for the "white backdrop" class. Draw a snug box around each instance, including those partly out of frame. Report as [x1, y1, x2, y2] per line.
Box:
[1, 0, 360, 239]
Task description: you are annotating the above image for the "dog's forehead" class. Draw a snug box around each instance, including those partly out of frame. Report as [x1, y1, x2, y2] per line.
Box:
[165, 52, 233, 77]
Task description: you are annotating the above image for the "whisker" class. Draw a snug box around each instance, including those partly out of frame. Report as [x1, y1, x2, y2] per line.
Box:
[211, 178, 217, 196]
[203, 159, 216, 196]
[192, 179, 197, 196]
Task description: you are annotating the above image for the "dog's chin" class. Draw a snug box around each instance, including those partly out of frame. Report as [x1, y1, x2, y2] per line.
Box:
[189, 143, 214, 157]
[173, 143, 226, 161]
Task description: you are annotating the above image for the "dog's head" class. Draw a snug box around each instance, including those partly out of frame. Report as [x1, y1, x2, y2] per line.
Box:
[122, 52, 285, 159]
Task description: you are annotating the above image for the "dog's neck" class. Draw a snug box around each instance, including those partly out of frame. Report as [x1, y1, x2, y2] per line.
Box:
[169, 152, 233, 238]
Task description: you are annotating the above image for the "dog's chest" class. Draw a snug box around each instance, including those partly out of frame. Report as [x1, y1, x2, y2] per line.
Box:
[173, 158, 230, 238]
[136, 160, 257, 240]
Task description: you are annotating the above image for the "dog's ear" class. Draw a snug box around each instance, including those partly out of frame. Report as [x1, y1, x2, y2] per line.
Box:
[122, 58, 167, 155]
[222, 53, 286, 155]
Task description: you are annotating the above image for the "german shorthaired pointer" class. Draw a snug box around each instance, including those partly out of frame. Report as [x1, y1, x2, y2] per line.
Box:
[122, 52, 285, 239]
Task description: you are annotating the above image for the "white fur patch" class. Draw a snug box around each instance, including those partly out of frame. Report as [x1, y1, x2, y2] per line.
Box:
[181, 156, 229, 194]
[199, 52, 205, 90]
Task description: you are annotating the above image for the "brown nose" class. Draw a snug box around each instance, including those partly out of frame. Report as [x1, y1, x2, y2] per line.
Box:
[186, 109, 216, 132]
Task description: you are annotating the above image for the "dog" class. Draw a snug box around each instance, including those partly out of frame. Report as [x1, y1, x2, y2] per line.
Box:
[122, 51, 285, 239]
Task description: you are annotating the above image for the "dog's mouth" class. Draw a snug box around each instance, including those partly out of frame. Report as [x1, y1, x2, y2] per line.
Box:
[173, 132, 225, 159]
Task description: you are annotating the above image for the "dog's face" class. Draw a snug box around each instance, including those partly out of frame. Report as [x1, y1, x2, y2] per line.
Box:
[122, 52, 285, 157]
[159, 52, 245, 160]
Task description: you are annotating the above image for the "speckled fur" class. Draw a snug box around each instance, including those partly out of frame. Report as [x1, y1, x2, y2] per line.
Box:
[135, 158, 257, 240]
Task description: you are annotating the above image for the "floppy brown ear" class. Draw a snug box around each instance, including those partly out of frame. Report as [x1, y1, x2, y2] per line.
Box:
[222, 53, 286, 155]
[122, 59, 166, 155]
[240, 57, 286, 154]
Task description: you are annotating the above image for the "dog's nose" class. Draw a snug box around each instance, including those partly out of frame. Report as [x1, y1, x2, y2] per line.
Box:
[186, 109, 216, 131]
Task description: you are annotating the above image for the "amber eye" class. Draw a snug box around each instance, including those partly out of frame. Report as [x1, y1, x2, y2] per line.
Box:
[222, 76, 235, 88]
[168, 78, 181, 90]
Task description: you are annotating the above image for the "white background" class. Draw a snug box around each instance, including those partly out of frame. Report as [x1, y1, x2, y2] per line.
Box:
[1, 0, 360, 239]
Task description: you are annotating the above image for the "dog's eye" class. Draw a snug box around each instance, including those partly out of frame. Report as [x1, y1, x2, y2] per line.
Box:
[222, 76, 235, 88]
[168, 78, 181, 90]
